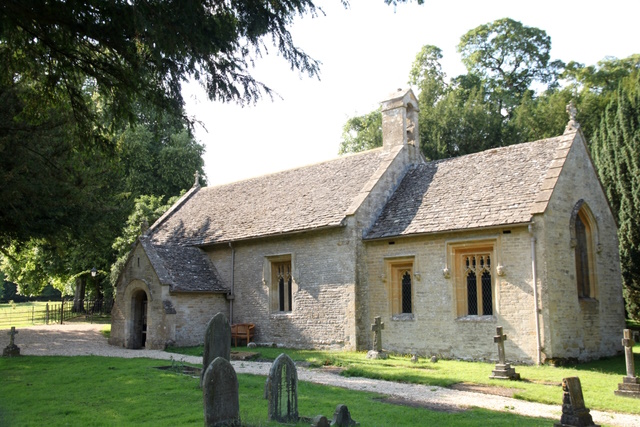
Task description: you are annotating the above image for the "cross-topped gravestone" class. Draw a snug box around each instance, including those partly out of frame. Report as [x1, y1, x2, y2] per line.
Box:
[614, 329, 640, 398]
[366, 316, 387, 359]
[203, 356, 240, 427]
[554, 377, 599, 426]
[264, 353, 299, 423]
[372, 317, 384, 352]
[201, 312, 231, 388]
[489, 327, 520, 380]
[3, 326, 21, 357]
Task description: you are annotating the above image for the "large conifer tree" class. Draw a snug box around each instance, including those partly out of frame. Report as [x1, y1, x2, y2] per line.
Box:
[592, 72, 640, 320]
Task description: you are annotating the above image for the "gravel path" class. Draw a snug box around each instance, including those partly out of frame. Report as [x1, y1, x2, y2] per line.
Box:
[3, 323, 639, 427]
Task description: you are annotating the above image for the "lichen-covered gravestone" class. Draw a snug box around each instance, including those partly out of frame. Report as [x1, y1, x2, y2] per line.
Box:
[264, 353, 298, 422]
[202, 357, 240, 427]
[614, 329, 640, 398]
[554, 377, 599, 427]
[3, 327, 20, 357]
[489, 326, 520, 380]
[201, 312, 231, 388]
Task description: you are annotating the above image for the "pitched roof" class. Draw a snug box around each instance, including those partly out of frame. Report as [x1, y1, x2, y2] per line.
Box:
[140, 237, 227, 293]
[149, 148, 392, 246]
[365, 132, 576, 240]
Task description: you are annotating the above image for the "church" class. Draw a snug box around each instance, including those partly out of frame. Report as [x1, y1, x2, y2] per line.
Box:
[109, 88, 626, 364]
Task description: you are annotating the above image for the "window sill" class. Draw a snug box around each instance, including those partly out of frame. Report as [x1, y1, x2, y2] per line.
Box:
[391, 313, 414, 321]
[455, 315, 495, 322]
[578, 297, 598, 303]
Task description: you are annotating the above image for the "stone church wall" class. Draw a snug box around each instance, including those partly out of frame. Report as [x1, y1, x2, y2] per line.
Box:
[535, 134, 625, 361]
[362, 227, 540, 363]
[206, 227, 358, 350]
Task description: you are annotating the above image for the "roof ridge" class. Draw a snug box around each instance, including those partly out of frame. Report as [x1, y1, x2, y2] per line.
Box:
[147, 185, 201, 236]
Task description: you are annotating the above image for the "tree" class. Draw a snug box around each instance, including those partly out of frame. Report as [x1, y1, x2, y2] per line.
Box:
[338, 109, 383, 154]
[591, 72, 640, 320]
[458, 18, 562, 115]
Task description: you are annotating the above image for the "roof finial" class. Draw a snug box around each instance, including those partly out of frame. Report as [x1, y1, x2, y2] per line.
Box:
[565, 100, 580, 133]
[193, 170, 201, 188]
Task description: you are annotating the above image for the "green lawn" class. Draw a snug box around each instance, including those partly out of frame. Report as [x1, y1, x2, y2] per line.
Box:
[0, 356, 556, 426]
[168, 343, 640, 415]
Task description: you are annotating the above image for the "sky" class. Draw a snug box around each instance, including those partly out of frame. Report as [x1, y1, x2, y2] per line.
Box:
[182, 0, 640, 187]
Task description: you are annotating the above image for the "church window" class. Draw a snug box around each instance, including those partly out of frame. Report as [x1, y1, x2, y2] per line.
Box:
[386, 258, 414, 316]
[267, 255, 294, 313]
[571, 201, 598, 299]
[452, 244, 495, 318]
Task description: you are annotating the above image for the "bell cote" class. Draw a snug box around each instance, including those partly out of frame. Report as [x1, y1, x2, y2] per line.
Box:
[380, 88, 420, 150]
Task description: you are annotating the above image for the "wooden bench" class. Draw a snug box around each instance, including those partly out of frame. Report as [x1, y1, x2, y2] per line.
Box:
[231, 323, 255, 347]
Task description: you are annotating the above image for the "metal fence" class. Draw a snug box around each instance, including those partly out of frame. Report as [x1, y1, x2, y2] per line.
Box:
[0, 299, 113, 329]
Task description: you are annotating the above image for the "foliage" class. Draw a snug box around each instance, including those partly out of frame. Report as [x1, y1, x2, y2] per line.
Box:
[458, 18, 562, 115]
[0, 356, 555, 426]
[592, 72, 640, 320]
[338, 109, 383, 154]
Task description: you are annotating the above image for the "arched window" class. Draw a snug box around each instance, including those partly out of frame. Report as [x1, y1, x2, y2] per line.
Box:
[571, 201, 598, 299]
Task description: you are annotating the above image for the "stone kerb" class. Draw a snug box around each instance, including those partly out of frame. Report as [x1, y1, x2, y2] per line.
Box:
[264, 353, 299, 422]
[202, 357, 240, 427]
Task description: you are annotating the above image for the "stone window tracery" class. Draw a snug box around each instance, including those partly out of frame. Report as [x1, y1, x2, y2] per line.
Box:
[266, 255, 294, 313]
[571, 201, 598, 299]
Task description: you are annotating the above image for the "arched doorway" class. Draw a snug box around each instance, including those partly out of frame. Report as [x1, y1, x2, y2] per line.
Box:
[130, 290, 148, 349]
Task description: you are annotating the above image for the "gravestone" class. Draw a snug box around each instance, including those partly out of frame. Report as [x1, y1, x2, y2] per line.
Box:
[3, 327, 20, 357]
[489, 326, 520, 380]
[614, 329, 640, 398]
[366, 316, 387, 359]
[554, 377, 599, 427]
[201, 312, 231, 388]
[202, 357, 240, 427]
[264, 353, 299, 422]
[330, 404, 359, 427]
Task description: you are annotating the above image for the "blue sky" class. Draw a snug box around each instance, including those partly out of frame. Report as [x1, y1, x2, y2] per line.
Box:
[183, 0, 640, 186]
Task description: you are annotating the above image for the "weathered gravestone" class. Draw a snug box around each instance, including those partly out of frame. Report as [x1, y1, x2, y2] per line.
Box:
[330, 404, 359, 427]
[201, 312, 231, 388]
[264, 353, 299, 422]
[3, 327, 20, 357]
[554, 377, 599, 427]
[203, 356, 240, 427]
[489, 326, 520, 380]
[366, 316, 387, 360]
[614, 329, 640, 398]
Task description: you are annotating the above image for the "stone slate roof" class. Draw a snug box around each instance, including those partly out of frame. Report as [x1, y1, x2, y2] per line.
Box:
[140, 237, 228, 293]
[365, 132, 575, 239]
[149, 149, 390, 246]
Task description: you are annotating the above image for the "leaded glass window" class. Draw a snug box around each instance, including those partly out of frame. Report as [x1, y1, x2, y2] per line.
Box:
[463, 253, 493, 316]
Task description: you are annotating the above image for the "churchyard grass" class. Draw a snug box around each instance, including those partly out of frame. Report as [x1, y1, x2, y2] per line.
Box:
[167, 343, 640, 415]
[0, 356, 554, 426]
[0, 301, 56, 328]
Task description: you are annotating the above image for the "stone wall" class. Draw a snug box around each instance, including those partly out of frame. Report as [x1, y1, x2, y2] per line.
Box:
[535, 133, 625, 361]
[362, 227, 539, 363]
[206, 228, 358, 350]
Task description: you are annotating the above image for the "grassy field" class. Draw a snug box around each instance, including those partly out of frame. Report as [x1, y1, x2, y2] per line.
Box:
[0, 356, 557, 427]
[167, 343, 640, 415]
[0, 301, 60, 328]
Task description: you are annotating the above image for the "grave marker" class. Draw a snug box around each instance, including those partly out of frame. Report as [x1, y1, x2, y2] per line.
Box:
[264, 353, 299, 422]
[201, 312, 231, 388]
[614, 329, 640, 398]
[3, 327, 20, 357]
[554, 377, 599, 427]
[202, 357, 240, 427]
[366, 316, 387, 359]
[489, 326, 520, 380]
[330, 404, 359, 427]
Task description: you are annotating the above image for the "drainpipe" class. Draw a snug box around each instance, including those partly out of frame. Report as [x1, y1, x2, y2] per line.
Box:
[529, 223, 542, 365]
[229, 242, 235, 325]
